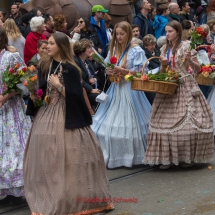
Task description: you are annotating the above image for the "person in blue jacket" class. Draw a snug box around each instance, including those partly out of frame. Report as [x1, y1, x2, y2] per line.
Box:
[89, 5, 109, 57]
[153, 4, 169, 40]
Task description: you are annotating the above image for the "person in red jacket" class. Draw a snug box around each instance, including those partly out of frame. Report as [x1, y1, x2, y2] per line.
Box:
[24, 16, 46, 64]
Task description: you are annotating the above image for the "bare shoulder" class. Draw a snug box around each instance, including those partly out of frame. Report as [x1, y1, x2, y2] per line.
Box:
[7, 46, 17, 53]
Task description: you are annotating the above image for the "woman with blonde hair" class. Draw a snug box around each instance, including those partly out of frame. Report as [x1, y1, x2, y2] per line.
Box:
[4, 18, 25, 59]
[24, 32, 114, 214]
[92, 21, 151, 168]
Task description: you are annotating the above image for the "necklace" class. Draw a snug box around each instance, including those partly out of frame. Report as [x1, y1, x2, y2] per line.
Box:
[44, 59, 62, 105]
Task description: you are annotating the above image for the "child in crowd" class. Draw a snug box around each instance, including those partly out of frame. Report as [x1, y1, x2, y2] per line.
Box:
[153, 4, 169, 39]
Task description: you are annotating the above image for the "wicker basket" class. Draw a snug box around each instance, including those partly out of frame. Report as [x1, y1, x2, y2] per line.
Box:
[131, 56, 178, 95]
[195, 74, 215, 86]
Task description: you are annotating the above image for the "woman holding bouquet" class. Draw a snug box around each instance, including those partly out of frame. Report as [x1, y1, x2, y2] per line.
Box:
[143, 21, 214, 169]
[0, 28, 31, 204]
[24, 32, 114, 215]
[91, 21, 151, 169]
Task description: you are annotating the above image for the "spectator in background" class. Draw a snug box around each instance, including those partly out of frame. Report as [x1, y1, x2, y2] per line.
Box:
[207, 0, 215, 22]
[132, 24, 140, 38]
[89, 5, 109, 56]
[133, 0, 153, 39]
[166, 3, 180, 22]
[0, 9, 7, 23]
[74, 39, 101, 107]
[4, 18, 25, 59]
[157, 36, 166, 49]
[27, 40, 48, 67]
[54, 14, 70, 36]
[142, 34, 160, 70]
[21, 8, 43, 38]
[181, 20, 192, 41]
[10, 3, 25, 34]
[14, 0, 23, 8]
[24, 16, 46, 64]
[104, 13, 112, 42]
[207, 19, 215, 45]
[153, 3, 169, 39]
[178, 1, 192, 23]
[71, 17, 103, 54]
[43, 14, 55, 39]
[150, 6, 157, 21]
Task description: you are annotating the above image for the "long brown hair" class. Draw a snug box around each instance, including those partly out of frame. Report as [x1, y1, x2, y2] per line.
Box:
[4, 18, 22, 41]
[39, 32, 81, 77]
[0, 27, 8, 51]
[110, 21, 134, 68]
[164, 20, 182, 54]
[207, 0, 215, 14]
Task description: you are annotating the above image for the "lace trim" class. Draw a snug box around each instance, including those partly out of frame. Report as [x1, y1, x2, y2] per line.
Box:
[149, 105, 213, 134]
[143, 158, 214, 166]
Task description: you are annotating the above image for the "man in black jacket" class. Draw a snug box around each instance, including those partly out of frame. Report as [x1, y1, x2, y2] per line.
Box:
[133, 0, 154, 40]
[10, 3, 25, 34]
[178, 1, 192, 22]
[166, 2, 180, 22]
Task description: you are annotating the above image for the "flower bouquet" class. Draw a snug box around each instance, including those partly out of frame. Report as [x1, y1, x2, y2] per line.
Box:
[129, 57, 181, 95]
[190, 27, 207, 50]
[21, 65, 44, 107]
[2, 63, 26, 95]
[195, 64, 215, 85]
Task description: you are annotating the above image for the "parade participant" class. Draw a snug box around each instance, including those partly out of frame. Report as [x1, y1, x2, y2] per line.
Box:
[24, 16, 46, 64]
[24, 32, 114, 215]
[91, 21, 151, 169]
[0, 28, 31, 204]
[143, 21, 214, 169]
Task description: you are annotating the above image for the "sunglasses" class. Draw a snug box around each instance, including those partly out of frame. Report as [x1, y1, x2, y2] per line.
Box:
[77, 20, 84, 24]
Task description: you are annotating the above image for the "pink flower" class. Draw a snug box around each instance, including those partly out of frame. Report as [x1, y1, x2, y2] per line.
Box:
[35, 89, 43, 98]
[9, 67, 14, 74]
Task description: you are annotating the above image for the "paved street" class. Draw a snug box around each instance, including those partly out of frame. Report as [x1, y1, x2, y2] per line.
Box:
[1, 155, 215, 215]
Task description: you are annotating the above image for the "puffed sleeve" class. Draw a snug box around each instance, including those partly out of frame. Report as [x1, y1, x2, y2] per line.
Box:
[126, 46, 148, 72]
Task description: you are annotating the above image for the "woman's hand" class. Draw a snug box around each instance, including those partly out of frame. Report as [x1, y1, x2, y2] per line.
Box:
[89, 78, 95, 85]
[112, 66, 124, 74]
[211, 44, 215, 54]
[49, 74, 61, 88]
[106, 67, 114, 75]
[160, 56, 168, 66]
[73, 25, 80, 33]
[90, 89, 100, 93]
[0, 94, 8, 108]
[98, 48, 102, 54]
[184, 51, 192, 61]
[30, 93, 37, 102]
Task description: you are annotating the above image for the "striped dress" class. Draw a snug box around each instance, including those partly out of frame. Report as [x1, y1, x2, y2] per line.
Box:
[143, 41, 214, 165]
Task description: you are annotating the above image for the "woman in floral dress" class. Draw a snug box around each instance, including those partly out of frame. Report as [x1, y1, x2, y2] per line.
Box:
[143, 21, 214, 169]
[0, 28, 31, 203]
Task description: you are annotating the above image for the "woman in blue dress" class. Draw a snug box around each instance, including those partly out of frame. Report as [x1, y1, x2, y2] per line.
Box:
[91, 21, 151, 169]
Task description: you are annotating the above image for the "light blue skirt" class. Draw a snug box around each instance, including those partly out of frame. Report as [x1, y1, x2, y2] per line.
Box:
[91, 81, 151, 168]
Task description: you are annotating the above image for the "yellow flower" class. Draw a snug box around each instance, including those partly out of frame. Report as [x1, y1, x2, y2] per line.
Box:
[19, 71, 24, 76]
[208, 166, 212, 170]
[198, 34, 201, 36]
[124, 74, 132, 81]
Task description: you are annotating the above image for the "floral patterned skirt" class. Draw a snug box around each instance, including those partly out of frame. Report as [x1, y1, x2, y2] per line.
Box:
[0, 95, 31, 197]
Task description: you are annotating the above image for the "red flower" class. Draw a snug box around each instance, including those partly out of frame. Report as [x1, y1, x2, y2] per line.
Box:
[22, 67, 27, 72]
[110, 56, 117, 65]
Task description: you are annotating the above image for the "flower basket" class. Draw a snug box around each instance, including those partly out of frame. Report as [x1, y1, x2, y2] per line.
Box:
[195, 74, 215, 86]
[131, 56, 178, 95]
